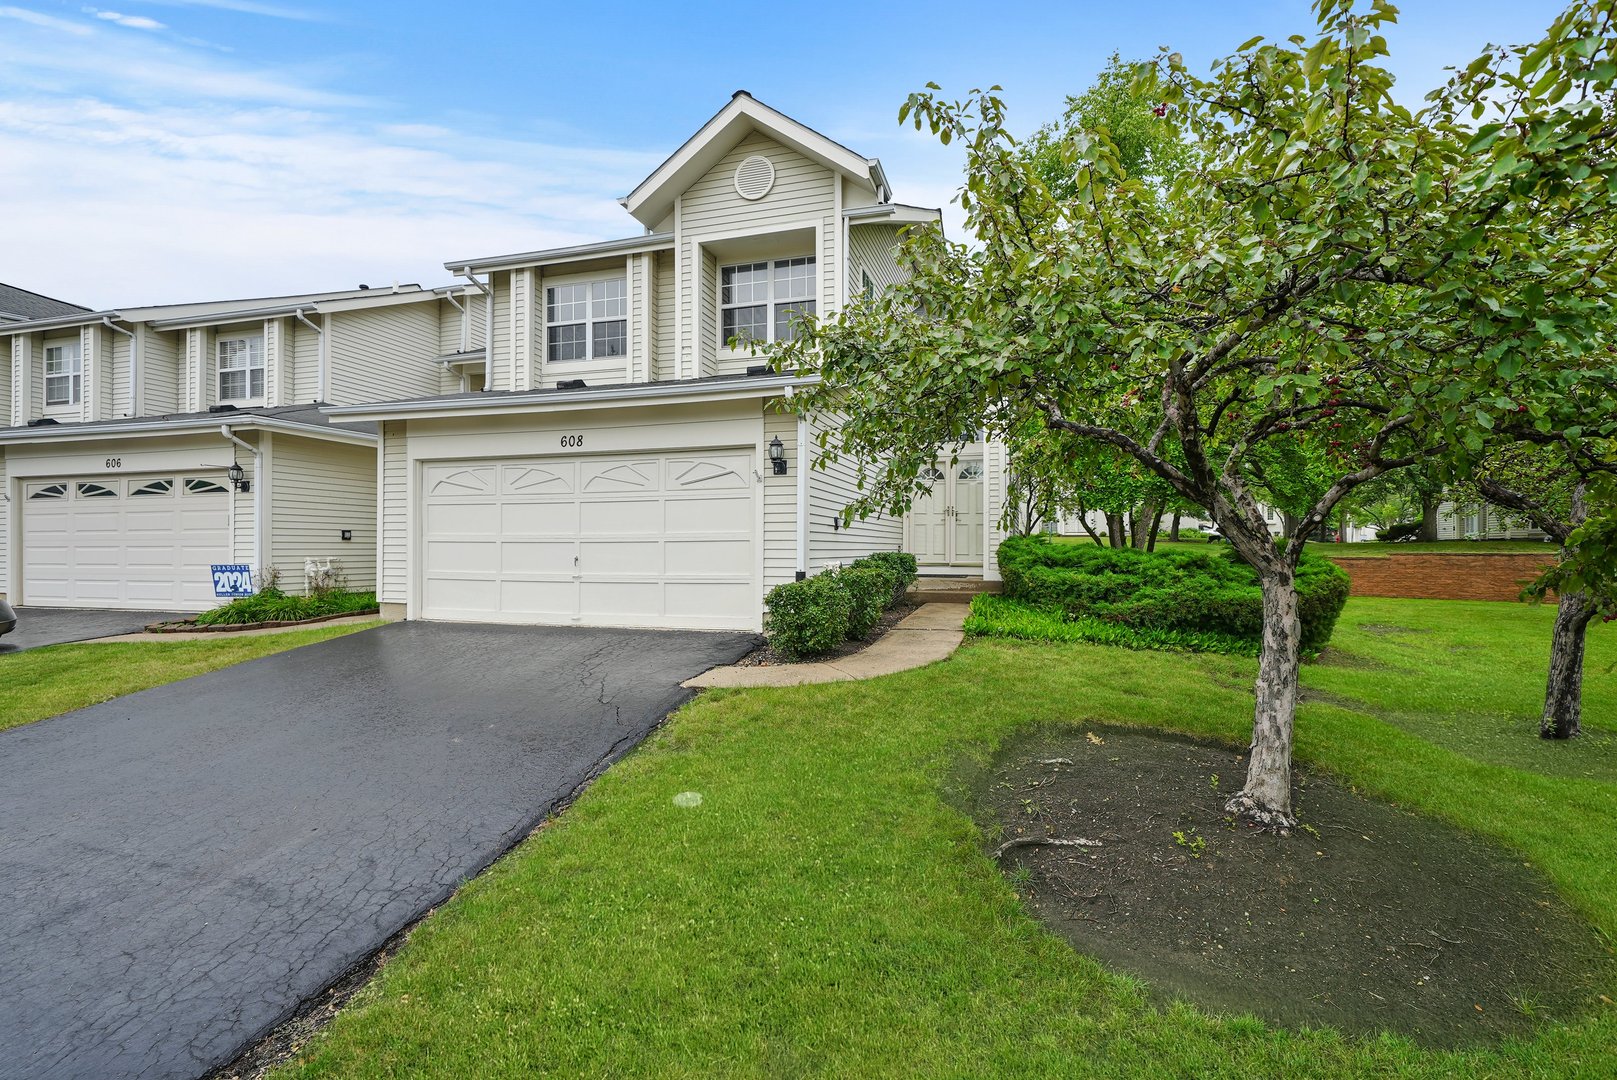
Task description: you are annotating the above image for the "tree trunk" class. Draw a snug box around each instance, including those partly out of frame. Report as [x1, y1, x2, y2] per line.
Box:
[1106, 512, 1127, 549]
[1225, 567, 1302, 830]
[1542, 590, 1594, 740]
[1129, 501, 1157, 550]
[1419, 493, 1439, 543]
[1074, 500, 1105, 546]
[1146, 504, 1165, 552]
[1169, 511, 1182, 542]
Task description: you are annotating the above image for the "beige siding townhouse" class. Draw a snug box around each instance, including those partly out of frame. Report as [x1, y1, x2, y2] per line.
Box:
[0, 283, 487, 610]
[330, 93, 1010, 633]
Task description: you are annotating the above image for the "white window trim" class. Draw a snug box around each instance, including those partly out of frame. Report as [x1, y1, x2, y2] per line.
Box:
[216, 332, 266, 404]
[543, 271, 628, 364]
[718, 254, 818, 352]
[43, 338, 83, 409]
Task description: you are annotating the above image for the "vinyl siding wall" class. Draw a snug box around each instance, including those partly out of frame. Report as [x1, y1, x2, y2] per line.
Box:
[490, 272, 512, 392]
[806, 413, 902, 571]
[327, 304, 440, 406]
[653, 250, 676, 381]
[762, 408, 799, 592]
[291, 317, 322, 404]
[142, 329, 180, 415]
[847, 223, 907, 297]
[230, 446, 257, 567]
[268, 436, 378, 592]
[984, 438, 1007, 580]
[110, 329, 132, 418]
[379, 420, 407, 604]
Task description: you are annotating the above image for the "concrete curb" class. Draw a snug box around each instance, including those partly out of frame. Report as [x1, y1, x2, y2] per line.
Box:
[682, 603, 967, 689]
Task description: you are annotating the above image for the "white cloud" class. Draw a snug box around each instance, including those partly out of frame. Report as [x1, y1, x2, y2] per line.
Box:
[137, 0, 326, 21]
[0, 6, 92, 34]
[90, 9, 169, 30]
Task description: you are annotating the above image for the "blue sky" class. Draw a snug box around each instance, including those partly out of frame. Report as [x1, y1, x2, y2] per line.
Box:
[0, 0, 1567, 309]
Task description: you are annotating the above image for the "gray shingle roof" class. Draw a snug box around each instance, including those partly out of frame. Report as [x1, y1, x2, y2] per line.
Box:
[0, 283, 89, 323]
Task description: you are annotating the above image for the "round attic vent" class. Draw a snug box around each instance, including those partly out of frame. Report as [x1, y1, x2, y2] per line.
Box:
[734, 155, 776, 200]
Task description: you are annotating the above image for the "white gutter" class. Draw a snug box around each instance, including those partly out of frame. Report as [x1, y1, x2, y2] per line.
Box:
[221, 423, 266, 575]
[0, 413, 377, 446]
[786, 385, 809, 580]
[323, 374, 820, 422]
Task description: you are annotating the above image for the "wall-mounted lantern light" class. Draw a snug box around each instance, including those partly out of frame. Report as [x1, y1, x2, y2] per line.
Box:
[769, 435, 788, 476]
[227, 462, 251, 493]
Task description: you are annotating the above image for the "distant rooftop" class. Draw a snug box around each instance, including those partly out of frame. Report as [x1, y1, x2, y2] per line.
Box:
[0, 283, 89, 324]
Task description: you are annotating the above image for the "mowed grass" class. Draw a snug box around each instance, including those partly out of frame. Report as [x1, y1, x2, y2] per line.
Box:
[0, 621, 383, 733]
[282, 600, 1616, 1079]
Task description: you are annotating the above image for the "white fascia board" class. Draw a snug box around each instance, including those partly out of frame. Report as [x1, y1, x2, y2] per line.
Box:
[0, 311, 118, 336]
[843, 204, 943, 225]
[445, 234, 675, 275]
[324, 375, 822, 424]
[147, 288, 437, 330]
[0, 415, 377, 447]
[623, 94, 880, 226]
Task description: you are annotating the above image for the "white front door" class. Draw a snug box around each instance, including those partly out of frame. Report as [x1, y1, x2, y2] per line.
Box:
[910, 455, 985, 567]
[420, 449, 758, 630]
[21, 474, 232, 610]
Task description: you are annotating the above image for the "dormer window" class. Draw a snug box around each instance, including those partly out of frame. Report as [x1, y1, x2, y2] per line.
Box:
[44, 340, 82, 407]
[546, 277, 627, 363]
[721, 256, 816, 346]
[217, 334, 265, 402]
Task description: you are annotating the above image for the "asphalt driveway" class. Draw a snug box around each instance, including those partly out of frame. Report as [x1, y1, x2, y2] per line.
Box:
[0, 607, 189, 654]
[0, 621, 755, 1080]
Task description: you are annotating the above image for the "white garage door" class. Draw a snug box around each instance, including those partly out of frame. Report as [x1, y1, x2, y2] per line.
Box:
[22, 474, 232, 610]
[421, 450, 757, 629]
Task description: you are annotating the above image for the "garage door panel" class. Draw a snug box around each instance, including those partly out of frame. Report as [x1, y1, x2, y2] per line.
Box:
[501, 501, 579, 535]
[665, 495, 751, 534]
[500, 540, 575, 575]
[22, 472, 230, 610]
[422, 448, 759, 630]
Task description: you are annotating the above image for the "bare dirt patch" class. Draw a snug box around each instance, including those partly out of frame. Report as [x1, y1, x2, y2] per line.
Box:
[975, 726, 1614, 1046]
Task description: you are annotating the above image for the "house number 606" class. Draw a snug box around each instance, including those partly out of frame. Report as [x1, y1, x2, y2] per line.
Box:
[105, 458, 123, 468]
[559, 434, 584, 448]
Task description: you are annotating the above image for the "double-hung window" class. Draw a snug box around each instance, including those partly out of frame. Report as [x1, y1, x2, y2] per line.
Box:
[44, 340, 82, 407]
[546, 277, 627, 363]
[217, 334, 265, 402]
[720, 256, 816, 346]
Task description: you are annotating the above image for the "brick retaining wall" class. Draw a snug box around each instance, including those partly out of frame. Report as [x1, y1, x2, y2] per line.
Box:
[1326, 552, 1556, 602]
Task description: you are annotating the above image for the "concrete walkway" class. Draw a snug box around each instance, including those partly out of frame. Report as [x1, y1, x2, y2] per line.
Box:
[684, 603, 966, 688]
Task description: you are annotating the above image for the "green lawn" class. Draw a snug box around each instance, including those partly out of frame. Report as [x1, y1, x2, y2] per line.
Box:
[1052, 534, 1553, 556]
[281, 600, 1615, 1079]
[0, 621, 383, 734]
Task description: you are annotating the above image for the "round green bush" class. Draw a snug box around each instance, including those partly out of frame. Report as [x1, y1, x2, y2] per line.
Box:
[837, 564, 891, 639]
[864, 551, 919, 605]
[765, 573, 853, 658]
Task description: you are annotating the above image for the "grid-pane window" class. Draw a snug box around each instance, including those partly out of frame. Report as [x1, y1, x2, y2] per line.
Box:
[721, 257, 816, 346]
[44, 341, 82, 406]
[547, 278, 627, 362]
[217, 335, 265, 401]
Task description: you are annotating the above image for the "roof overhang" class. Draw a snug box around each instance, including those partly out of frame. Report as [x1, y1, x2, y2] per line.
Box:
[324, 373, 820, 424]
[0, 413, 377, 447]
[445, 233, 675, 276]
[844, 203, 943, 227]
[621, 92, 887, 228]
[0, 311, 118, 336]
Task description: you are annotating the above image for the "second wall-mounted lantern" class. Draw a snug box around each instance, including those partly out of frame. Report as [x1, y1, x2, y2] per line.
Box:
[769, 435, 788, 476]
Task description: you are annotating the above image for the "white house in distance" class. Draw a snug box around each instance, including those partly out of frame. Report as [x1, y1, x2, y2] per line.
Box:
[328, 92, 1009, 632]
[0, 283, 488, 610]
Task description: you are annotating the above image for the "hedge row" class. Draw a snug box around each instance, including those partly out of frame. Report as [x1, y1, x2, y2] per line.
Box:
[998, 536, 1350, 653]
[764, 552, 919, 659]
[194, 586, 379, 627]
[964, 594, 1260, 656]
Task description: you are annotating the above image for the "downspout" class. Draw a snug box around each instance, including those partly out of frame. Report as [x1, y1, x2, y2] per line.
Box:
[101, 317, 136, 417]
[454, 267, 493, 386]
[442, 289, 467, 353]
[292, 308, 323, 403]
[221, 424, 265, 578]
[785, 384, 808, 581]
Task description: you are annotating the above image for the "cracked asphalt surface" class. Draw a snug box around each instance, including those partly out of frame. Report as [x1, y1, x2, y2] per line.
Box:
[0, 621, 755, 1080]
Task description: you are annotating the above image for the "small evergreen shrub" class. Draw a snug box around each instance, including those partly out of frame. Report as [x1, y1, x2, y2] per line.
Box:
[764, 573, 853, 658]
[837, 563, 891, 640]
[997, 535, 1350, 653]
[864, 551, 919, 604]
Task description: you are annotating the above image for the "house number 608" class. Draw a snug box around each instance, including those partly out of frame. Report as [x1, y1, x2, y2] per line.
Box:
[559, 434, 584, 448]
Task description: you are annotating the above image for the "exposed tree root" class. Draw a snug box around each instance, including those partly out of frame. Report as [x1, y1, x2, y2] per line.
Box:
[1223, 791, 1296, 833]
[991, 836, 1102, 860]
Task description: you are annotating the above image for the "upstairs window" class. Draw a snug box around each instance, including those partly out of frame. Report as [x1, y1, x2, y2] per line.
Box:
[44, 340, 82, 407]
[217, 334, 265, 402]
[721, 256, 816, 346]
[546, 277, 627, 363]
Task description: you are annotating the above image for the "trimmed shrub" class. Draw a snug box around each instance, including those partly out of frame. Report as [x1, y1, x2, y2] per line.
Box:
[964, 594, 1259, 655]
[1377, 521, 1422, 542]
[864, 551, 919, 604]
[764, 573, 853, 658]
[997, 535, 1350, 653]
[838, 563, 891, 640]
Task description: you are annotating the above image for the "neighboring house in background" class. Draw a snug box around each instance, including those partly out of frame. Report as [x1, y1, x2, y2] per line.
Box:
[0, 283, 89, 325]
[0, 283, 487, 610]
[327, 92, 997, 632]
[1435, 501, 1552, 541]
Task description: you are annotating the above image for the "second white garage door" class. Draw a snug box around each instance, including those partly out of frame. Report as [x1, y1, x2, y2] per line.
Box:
[420, 450, 758, 629]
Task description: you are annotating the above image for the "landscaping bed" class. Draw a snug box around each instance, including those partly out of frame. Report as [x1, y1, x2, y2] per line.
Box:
[736, 600, 918, 667]
[145, 609, 378, 634]
[977, 725, 1613, 1047]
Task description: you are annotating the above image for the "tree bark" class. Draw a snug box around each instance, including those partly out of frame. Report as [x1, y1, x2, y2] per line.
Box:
[1129, 501, 1157, 550]
[1146, 504, 1165, 552]
[1225, 566, 1302, 829]
[1073, 500, 1105, 546]
[1169, 511, 1182, 542]
[1419, 492, 1440, 543]
[1542, 590, 1594, 740]
[1106, 512, 1127, 549]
